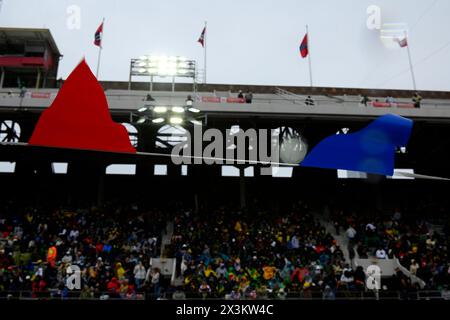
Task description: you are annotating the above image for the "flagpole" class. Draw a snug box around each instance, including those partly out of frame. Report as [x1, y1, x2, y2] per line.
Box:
[306, 24, 313, 87]
[204, 21, 207, 84]
[96, 18, 105, 79]
[404, 31, 417, 91]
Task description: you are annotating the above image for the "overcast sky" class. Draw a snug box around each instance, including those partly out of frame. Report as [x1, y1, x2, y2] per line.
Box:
[1, 0, 449, 91]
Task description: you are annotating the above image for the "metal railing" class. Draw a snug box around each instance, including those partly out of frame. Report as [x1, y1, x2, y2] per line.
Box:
[0, 290, 147, 300]
[0, 289, 447, 301]
[2, 88, 450, 111]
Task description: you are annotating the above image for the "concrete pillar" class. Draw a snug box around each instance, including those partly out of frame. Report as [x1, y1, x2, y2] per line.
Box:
[239, 165, 246, 209]
[42, 71, 47, 88]
[0, 68, 4, 88]
[97, 173, 105, 207]
[35, 69, 41, 89]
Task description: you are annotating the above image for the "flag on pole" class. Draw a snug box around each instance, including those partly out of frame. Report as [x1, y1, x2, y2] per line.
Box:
[396, 37, 408, 48]
[198, 27, 206, 47]
[300, 33, 308, 58]
[94, 22, 104, 47]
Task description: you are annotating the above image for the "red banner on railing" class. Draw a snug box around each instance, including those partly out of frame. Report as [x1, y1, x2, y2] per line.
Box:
[201, 96, 246, 103]
[31, 92, 52, 99]
[372, 102, 391, 108]
[201, 96, 221, 103]
[396, 103, 415, 109]
[226, 97, 245, 103]
[372, 102, 415, 108]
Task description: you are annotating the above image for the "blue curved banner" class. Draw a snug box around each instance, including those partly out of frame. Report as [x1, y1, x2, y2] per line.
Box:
[301, 114, 413, 176]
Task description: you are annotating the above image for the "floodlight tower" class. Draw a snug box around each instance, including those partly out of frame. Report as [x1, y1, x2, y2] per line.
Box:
[128, 55, 197, 92]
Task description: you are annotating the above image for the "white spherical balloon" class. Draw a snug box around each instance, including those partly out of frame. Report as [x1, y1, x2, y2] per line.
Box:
[280, 135, 308, 164]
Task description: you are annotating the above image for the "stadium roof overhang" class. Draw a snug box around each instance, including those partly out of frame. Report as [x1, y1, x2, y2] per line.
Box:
[0, 27, 61, 57]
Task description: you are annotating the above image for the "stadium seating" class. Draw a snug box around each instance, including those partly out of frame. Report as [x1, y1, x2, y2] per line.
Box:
[0, 200, 448, 300]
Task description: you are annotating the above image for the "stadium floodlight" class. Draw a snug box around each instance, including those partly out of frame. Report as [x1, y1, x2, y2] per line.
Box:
[152, 118, 165, 124]
[153, 106, 168, 113]
[169, 117, 183, 125]
[130, 55, 196, 78]
[129, 55, 197, 92]
[172, 106, 185, 113]
[135, 104, 203, 126]
[188, 107, 200, 113]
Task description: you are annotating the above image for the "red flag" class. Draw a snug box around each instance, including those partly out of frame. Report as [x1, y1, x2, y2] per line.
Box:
[396, 37, 408, 48]
[198, 27, 206, 47]
[94, 22, 104, 47]
[29, 60, 136, 154]
[300, 33, 308, 58]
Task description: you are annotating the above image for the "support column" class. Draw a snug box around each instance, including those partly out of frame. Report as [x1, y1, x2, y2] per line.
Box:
[194, 193, 199, 214]
[128, 61, 132, 90]
[97, 173, 105, 207]
[35, 69, 41, 89]
[42, 71, 48, 88]
[0, 67, 4, 88]
[189, 164, 201, 214]
[239, 165, 246, 209]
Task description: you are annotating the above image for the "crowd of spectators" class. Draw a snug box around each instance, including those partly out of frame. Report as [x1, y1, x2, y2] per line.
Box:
[333, 205, 449, 291]
[0, 202, 165, 300]
[169, 202, 371, 299]
[1, 199, 448, 300]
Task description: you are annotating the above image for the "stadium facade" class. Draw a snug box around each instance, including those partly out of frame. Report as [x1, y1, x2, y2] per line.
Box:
[0, 28, 449, 301]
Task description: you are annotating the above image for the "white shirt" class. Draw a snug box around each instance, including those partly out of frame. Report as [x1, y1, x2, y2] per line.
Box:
[346, 227, 357, 239]
[410, 263, 419, 275]
[181, 260, 188, 274]
[35, 266, 44, 277]
[340, 273, 354, 283]
[62, 254, 72, 264]
[134, 265, 146, 279]
[69, 230, 79, 240]
[216, 266, 227, 278]
[376, 249, 387, 259]
[291, 236, 300, 249]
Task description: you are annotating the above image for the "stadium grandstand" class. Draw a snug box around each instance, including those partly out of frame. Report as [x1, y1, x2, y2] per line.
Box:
[0, 26, 449, 303]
